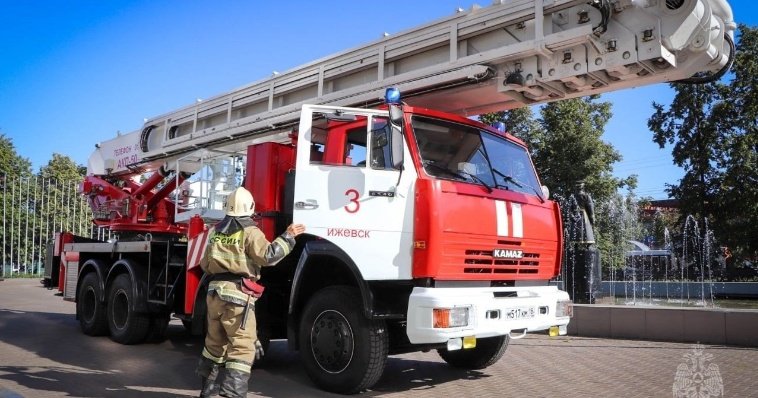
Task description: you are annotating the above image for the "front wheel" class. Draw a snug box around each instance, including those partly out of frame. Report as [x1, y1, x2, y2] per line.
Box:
[437, 335, 510, 369]
[107, 273, 150, 344]
[298, 286, 388, 394]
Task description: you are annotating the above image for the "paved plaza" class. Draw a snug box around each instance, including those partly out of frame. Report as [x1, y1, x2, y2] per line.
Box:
[1, 278, 756, 397]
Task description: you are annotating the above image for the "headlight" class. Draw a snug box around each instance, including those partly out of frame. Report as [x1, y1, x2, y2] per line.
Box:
[433, 307, 470, 328]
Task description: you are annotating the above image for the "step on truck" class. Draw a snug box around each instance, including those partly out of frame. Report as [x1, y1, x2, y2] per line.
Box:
[44, 0, 735, 393]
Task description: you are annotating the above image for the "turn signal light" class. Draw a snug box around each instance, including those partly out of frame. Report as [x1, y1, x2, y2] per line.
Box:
[413, 240, 427, 249]
[434, 309, 450, 328]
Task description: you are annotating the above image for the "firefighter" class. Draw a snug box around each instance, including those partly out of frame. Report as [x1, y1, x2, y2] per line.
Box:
[196, 186, 305, 398]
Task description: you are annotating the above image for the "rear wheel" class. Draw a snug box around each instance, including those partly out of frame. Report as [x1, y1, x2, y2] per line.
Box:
[77, 272, 108, 336]
[437, 335, 510, 369]
[107, 274, 150, 344]
[298, 286, 388, 394]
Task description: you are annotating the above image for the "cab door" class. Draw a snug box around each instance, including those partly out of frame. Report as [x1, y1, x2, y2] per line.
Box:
[292, 105, 416, 280]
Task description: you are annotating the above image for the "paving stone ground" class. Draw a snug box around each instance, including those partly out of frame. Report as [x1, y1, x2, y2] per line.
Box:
[1, 278, 756, 397]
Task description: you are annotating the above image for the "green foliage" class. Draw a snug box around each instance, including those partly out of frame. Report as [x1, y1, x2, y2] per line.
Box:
[1, 151, 88, 275]
[538, 96, 633, 204]
[39, 153, 87, 182]
[37, 154, 89, 244]
[594, 191, 642, 272]
[648, 24, 758, 263]
[716, 25, 758, 260]
[0, 134, 32, 178]
[648, 82, 722, 219]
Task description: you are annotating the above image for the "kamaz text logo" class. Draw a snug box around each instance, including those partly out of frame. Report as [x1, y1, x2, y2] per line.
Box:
[492, 249, 523, 259]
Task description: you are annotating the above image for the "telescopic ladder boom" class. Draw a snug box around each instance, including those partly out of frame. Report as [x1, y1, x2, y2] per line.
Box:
[89, 0, 735, 176]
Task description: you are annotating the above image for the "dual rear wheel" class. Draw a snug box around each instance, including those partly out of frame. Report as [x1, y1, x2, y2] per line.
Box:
[76, 272, 155, 345]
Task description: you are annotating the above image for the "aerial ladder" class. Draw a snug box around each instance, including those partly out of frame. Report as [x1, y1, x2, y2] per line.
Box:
[48, 0, 734, 394]
[92, 0, 734, 177]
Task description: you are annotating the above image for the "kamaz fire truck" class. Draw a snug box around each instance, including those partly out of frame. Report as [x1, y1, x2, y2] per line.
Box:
[44, 0, 735, 393]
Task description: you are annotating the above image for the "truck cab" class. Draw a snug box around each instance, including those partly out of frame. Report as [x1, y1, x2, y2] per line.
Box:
[282, 94, 571, 393]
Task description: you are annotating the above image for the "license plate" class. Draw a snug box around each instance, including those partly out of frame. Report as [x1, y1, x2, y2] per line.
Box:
[504, 307, 535, 320]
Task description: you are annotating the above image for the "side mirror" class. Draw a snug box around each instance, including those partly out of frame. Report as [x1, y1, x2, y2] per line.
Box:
[389, 104, 403, 125]
[391, 124, 404, 170]
[388, 103, 404, 170]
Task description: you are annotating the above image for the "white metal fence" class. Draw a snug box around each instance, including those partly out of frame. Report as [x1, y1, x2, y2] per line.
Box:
[1, 175, 98, 278]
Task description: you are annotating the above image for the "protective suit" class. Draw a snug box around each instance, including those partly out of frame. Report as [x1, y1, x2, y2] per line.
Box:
[196, 187, 305, 398]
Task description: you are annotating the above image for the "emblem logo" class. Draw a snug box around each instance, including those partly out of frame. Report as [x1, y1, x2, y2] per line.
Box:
[673, 344, 723, 398]
[492, 249, 523, 259]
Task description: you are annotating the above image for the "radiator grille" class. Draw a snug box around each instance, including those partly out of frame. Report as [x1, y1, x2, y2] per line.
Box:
[436, 231, 554, 276]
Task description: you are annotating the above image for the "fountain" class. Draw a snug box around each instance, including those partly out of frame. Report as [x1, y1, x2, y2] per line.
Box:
[561, 193, 758, 347]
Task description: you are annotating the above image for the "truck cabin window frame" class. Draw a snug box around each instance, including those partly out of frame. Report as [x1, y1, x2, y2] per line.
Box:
[411, 115, 542, 197]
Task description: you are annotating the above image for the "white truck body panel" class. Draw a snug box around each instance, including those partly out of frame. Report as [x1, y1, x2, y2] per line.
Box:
[292, 105, 418, 281]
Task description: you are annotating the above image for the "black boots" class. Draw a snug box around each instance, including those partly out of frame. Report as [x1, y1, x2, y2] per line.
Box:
[196, 358, 222, 398]
[218, 369, 250, 398]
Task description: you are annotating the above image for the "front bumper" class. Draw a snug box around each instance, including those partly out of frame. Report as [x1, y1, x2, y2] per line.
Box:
[406, 285, 572, 344]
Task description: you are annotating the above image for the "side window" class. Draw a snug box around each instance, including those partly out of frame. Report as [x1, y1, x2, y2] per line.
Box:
[309, 119, 327, 164]
[309, 114, 368, 167]
[369, 117, 393, 170]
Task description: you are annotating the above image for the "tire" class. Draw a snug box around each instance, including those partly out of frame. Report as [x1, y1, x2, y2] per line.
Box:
[107, 274, 150, 344]
[77, 272, 108, 336]
[437, 335, 510, 370]
[298, 286, 388, 394]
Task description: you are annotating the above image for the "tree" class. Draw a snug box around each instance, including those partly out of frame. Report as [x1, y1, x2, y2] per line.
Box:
[536, 96, 635, 203]
[39, 153, 87, 181]
[648, 25, 758, 269]
[0, 133, 32, 178]
[36, 154, 90, 244]
[0, 133, 33, 274]
[648, 82, 722, 221]
[713, 25, 758, 260]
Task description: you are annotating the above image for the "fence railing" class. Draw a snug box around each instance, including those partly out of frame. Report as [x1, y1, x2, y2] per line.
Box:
[1, 175, 99, 278]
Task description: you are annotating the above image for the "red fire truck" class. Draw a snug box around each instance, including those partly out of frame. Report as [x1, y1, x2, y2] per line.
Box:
[44, 0, 734, 393]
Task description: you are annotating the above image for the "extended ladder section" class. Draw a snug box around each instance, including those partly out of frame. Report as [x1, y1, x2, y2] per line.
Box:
[90, 0, 735, 176]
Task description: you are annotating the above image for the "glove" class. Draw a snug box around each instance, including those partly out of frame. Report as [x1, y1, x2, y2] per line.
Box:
[254, 340, 265, 361]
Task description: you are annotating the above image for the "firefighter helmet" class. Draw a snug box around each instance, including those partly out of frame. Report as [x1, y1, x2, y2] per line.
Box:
[225, 187, 255, 217]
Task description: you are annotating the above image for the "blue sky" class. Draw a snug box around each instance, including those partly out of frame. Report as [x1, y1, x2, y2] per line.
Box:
[1, 1, 755, 199]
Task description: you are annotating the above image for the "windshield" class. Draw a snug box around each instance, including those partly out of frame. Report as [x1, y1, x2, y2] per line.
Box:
[412, 116, 542, 197]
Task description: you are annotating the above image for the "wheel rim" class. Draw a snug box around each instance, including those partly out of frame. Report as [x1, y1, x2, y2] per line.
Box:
[112, 289, 129, 330]
[310, 310, 354, 373]
[82, 286, 97, 323]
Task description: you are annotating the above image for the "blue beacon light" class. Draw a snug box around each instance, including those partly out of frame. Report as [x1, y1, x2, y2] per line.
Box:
[492, 122, 506, 133]
[385, 87, 401, 104]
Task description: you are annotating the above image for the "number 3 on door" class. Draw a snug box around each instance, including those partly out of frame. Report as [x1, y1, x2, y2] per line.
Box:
[344, 189, 360, 213]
